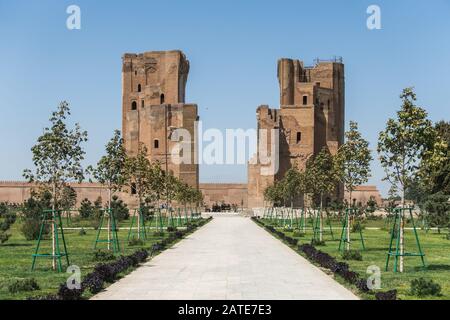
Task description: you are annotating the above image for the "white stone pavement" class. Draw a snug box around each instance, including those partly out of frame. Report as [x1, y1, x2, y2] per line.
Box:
[92, 216, 358, 300]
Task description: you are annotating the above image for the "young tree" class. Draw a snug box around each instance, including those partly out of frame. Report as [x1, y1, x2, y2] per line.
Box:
[175, 182, 192, 210]
[282, 166, 302, 208]
[123, 143, 152, 239]
[147, 161, 166, 208]
[23, 101, 88, 270]
[377, 87, 446, 272]
[336, 121, 373, 205]
[91, 130, 126, 249]
[336, 121, 372, 250]
[307, 147, 338, 241]
[79, 198, 94, 219]
[427, 121, 450, 195]
[59, 186, 77, 211]
[264, 181, 284, 207]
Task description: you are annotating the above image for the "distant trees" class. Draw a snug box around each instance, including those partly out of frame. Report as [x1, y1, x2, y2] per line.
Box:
[335, 121, 372, 250]
[91, 129, 126, 249]
[423, 192, 450, 234]
[336, 121, 372, 206]
[0, 203, 16, 244]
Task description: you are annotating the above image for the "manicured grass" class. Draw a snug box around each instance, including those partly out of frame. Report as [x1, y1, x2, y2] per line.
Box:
[0, 216, 203, 300]
[258, 218, 450, 300]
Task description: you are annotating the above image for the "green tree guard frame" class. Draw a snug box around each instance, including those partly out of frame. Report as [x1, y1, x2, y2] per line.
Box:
[312, 209, 335, 242]
[306, 207, 315, 228]
[127, 208, 147, 241]
[169, 208, 176, 227]
[156, 208, 164, 233]
[385, 207, 426, 272]
[183, 207, 189, 225]
[267, 207, 274, 222]
[296, 208, 306, 232]
[94, 209, 120, 254]
[338, 208, 365, 251]
[31, 209, 69, 272]
[276, 207, 282, 227]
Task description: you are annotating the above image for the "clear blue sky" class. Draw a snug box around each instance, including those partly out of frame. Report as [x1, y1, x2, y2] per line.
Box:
[0, 0, 449, 197]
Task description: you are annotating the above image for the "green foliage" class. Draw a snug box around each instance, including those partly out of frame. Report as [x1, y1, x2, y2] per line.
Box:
[92, 196, 103, 220]
[427, 121, 450, 194]
[311, 239, 326, 246]
[342, 250, 363, 261]
[336, 121, 373, 203]
[111, 195, 129, 221]
[263, 181, 285, 206]
[0, 204, 16, 244]
[351, 221, 365, 233]
[292, 229, 305, 237]
[91, 130, 127, 208]
[423, 192, 450, 233]
[20, 190, 52, 240]
[282, 167, 302, 206]
[366, 197, 377, 213]
[410, 278, 442, 297]
[175, 182, 204, 207]
[79, 198, 93, 219]
[123, 143, 154, 206]
[306, 147, 338, 208]
[8, 278, 40, 293]
[153, 231, 165, 237]
[128, 237, 145, 246]
[93, 249, 115, 262]
[59, 186, 77, 210]
[377, 88, 446, 203]
[23, 101, 88, 207]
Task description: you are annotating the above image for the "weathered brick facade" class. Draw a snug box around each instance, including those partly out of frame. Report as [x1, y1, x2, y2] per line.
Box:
[247, 58, 345, 208]
[0, 52, 384, 209]
[122, 50, 199, 189]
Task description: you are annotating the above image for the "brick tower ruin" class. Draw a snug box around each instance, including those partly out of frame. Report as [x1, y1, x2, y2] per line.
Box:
[247, 57, 345, 208]
[122, 50, 199, 189]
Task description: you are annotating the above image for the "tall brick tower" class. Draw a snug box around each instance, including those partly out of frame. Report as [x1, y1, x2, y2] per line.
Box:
[122, 50, 199, 189]
[248, 57, 345, 208]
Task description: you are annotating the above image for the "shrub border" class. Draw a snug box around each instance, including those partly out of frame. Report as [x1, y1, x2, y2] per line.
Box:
[251, 216, 397, 300]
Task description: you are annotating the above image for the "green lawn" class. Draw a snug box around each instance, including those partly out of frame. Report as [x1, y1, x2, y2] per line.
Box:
[0, 216, 202, 300]
[258, 217, 450, 300]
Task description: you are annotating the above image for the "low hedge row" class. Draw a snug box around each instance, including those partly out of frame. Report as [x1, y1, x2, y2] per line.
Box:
[252, 217, 397, 300]
[29, 216, 213, 300]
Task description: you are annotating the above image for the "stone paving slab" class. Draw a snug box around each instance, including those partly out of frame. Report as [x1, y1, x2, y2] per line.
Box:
[92, 216, 358, 300]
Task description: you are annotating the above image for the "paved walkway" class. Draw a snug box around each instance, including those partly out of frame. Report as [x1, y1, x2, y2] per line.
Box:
[92, 216, 358, 300]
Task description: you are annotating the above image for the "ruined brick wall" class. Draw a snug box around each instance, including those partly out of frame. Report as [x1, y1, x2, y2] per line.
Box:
[344, 185, 383, 206]
[247, 57, 345, 208]
[0, 181, 133, 207]
[122, 50, 198, 189]
[199, 183, 248, 208]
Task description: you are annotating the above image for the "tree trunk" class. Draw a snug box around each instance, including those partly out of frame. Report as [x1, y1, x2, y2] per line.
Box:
[52, 182, 56, 270]
[107, 188, 111, 251]
[399, 189, 405, 272]
[137, 195, 141, 240]
[320, 194, 324, 242]
[347, 190, 352, 251]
